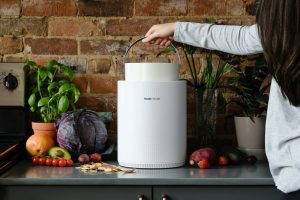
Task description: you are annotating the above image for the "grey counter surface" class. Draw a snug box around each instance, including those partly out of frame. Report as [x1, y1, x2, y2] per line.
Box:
[0, 160, 274, 186]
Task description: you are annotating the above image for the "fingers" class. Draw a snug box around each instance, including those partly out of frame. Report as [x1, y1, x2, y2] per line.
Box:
[142, 33, 157, 43]
[144, 25, 157, 38]
[142, 23, 175, 46]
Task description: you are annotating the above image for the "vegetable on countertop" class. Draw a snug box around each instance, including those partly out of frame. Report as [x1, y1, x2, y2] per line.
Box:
[55, 109, 113, 157]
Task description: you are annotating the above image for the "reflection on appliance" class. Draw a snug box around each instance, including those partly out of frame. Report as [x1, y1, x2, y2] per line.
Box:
[0, 63, 28, 175]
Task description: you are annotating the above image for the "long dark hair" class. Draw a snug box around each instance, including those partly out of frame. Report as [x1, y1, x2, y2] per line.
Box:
[257, 0, 300, 106]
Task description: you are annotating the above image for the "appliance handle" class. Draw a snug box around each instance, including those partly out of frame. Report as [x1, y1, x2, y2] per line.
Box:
[124, 36, 181, 64]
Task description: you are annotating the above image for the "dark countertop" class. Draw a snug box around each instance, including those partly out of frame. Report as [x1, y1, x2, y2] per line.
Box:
[0, 160, 274, 186]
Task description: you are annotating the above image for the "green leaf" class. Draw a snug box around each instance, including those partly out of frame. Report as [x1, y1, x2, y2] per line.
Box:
[58, 83, 70, 94]
[46, 60, 58, 68]
[38, 68, 48, 81]
[73, 88, 80, 102]
[156, 45, 176, 57]
[217, 91, 226, 108]
[222, 63, 234, 74]
[37, 97, 49, 107]
[24, 61, 40, 70]
[61, 65, 74, 80]
[40, 106, 47, 114]
[59, 79, 68, 84]
[30, 106, 36, 112]
[58, 96, 69, 113]
[47, 71, 54, 81]
[28, 93, 36, 107]
[47, 82, 58, 92]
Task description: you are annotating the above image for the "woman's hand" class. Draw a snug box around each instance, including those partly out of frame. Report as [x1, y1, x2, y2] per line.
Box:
[142, 23, 175, 46]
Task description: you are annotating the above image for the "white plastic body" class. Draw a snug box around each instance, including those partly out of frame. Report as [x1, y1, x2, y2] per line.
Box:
[125, 63, 179, 81]
[117, 81, 186, 168]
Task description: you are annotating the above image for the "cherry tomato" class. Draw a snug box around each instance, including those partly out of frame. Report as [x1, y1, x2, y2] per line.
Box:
[58, 159, 67, 167]
[38, 157, 46, 165]
[218, 156, 229, 166]
[45, 158, 53, 166]
[66, 159, 73, 167]
[32, 157, 39, 165]
[52, 159, 59, 167]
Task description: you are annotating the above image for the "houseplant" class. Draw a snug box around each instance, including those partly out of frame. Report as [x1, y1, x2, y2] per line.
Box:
[227, 54, 270, 159]
[25, 60, 80, 138]
[158, 44, 234, 147]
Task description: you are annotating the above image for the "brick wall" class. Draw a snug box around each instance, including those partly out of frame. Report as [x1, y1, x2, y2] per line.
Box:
[0, 0, 260, 142]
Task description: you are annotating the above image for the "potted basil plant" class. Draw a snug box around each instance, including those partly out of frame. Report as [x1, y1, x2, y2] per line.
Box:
[25, 60, 80, 139]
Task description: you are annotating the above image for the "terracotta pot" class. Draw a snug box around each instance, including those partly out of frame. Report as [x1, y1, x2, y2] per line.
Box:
[31, 122, 56, 140]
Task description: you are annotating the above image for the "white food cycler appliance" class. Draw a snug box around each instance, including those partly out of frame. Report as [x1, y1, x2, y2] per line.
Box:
[118, 37, 187, 168]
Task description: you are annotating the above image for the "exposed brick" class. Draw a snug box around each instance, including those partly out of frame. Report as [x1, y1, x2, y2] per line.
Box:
[0, 18, 47, 36]
[241, 17, 256, 25]
[72, 75, 88, 93]
[77, 95, 117, 113]
[48, 18, 104, 37]
[0, 37, 22, 54]
[106, 18, 159, 36]
[227, 0, 244, 16]
[131, 40, 167, 55]
[58, 57, 87, 73]
[3, 56, 26, 63]
[23, 0, 77, 16]
[87, 58, 112, 74]
[28, 55, 59, 66]
[161, 17, 209, 24]
[112, 56, 126, 77]
[216, 18, 242, 25]
[0, 0, 20, 16]
[189, 0, 227, 16]
[89, 75, 118, 94]
[80, 40, 129, 55]
[135, 0, 187, 16]
[145, 56, 171, 63]
[25, 38, 77, 55]
[78, 0, 133, 17]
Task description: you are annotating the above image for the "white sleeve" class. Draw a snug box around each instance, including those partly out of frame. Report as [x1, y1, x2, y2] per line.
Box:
[173, 22, 263, 55]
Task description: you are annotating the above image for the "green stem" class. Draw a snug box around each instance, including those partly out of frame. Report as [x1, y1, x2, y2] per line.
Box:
[37, 69, 42, 98]
[191, 54, 198, 86]
[184, 50, 197, 86]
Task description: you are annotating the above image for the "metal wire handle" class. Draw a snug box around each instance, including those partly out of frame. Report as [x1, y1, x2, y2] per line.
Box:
[123, 36, 181, 64]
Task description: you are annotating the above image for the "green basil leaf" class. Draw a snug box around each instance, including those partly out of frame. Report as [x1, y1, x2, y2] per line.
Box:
[47, 71, 54, 81]
[58, 96, 69, 113]
[58, 83, 70, 94]
[39, 68, 48, 81]
[48, 82, 58, 92]
[73, 88, 80, 102]
[30, 106, 36, 112]
[37, 97, 49, 107]
[28, 93, 36, 107]
[46, 60, 58, 69]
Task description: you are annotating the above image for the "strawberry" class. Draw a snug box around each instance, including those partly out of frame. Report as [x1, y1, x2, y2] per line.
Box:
[218, 155, 229, 166]
[198, 158, 210, 169]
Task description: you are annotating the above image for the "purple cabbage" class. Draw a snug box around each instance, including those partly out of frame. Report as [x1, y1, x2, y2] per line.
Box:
[55, 109, 108, 156]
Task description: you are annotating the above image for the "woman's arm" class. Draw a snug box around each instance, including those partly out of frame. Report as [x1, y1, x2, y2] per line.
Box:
[143, 22, 263, 55]
[174, 22, 263, 55]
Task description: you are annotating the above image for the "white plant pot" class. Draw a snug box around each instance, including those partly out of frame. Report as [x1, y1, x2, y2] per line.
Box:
[234, 116, 266, 160]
